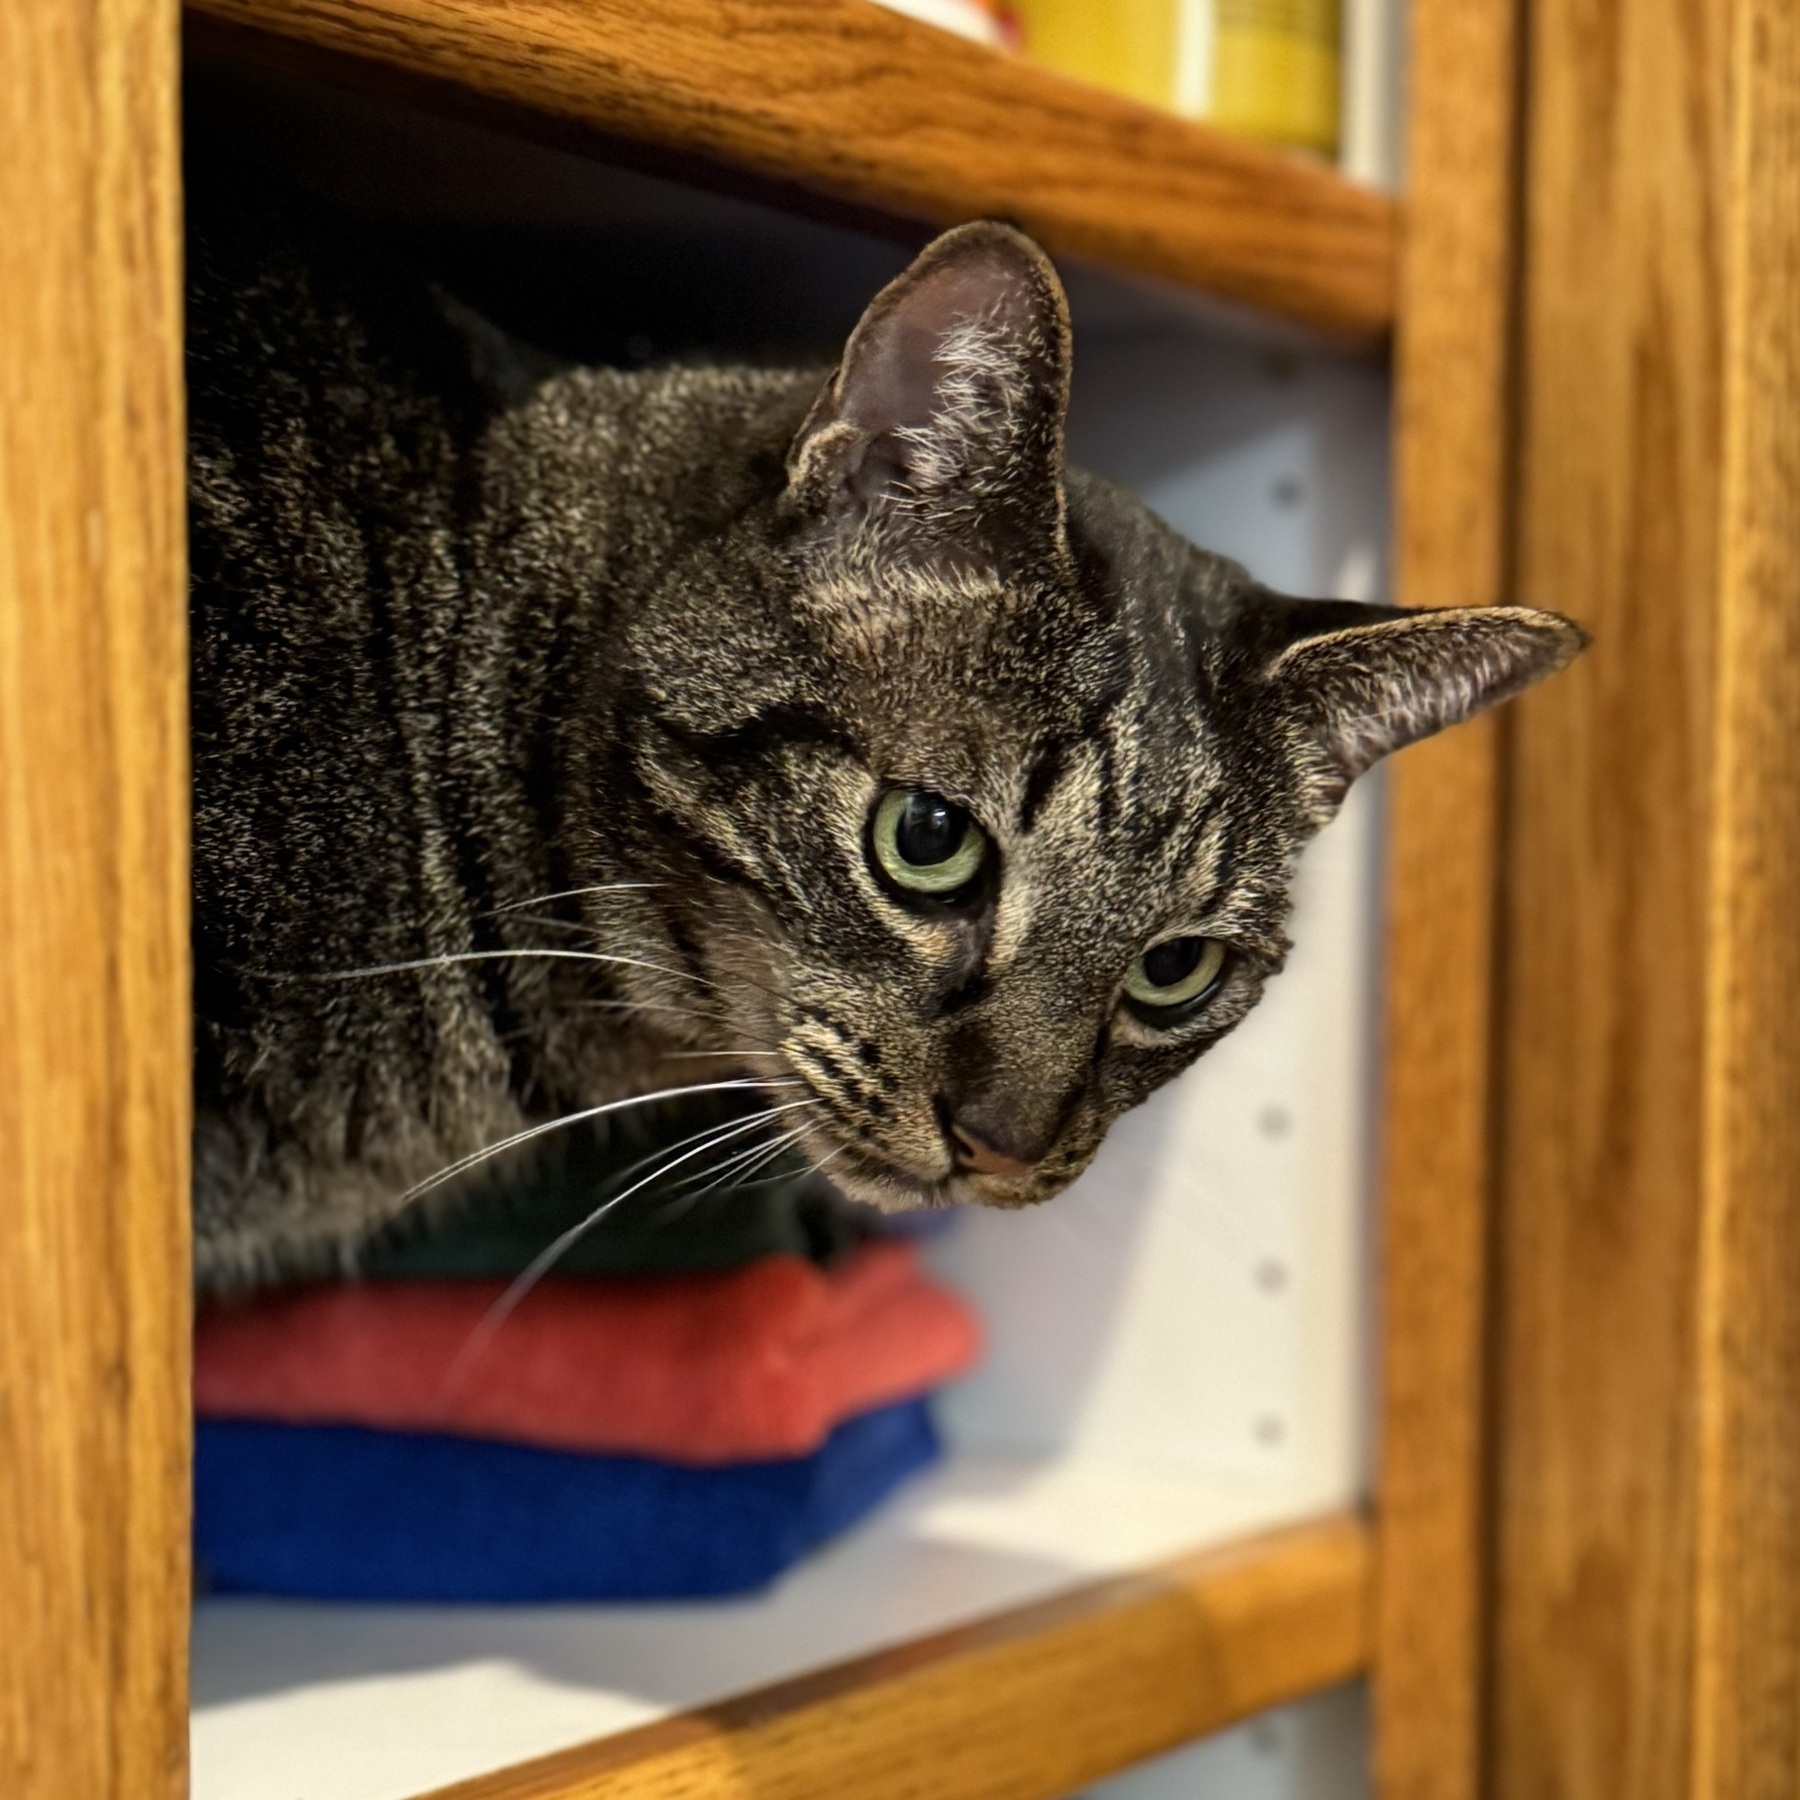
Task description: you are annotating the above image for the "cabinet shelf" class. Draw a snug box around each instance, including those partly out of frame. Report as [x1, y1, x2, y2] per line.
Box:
[193, 1433, 1370, 1800]
[16, 0, 1789, 1794]
[431, 1514, 1368, 1800]
[175, 17, 1384, 1799]
[185, 0, 1396, 344]
[442, 1513, 1367, 1800]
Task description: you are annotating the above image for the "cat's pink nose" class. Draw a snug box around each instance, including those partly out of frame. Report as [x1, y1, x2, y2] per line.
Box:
[948, 1120, 1037, 1178]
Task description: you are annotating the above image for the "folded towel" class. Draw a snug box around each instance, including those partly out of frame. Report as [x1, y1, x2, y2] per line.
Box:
[194, 1399, 939, 1601]
[358, 1095, 871, 1279]
[195, 1242, 980, 1463]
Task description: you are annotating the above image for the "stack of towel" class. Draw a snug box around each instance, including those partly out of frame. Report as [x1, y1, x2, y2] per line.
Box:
[193, 1101, 978, 1602]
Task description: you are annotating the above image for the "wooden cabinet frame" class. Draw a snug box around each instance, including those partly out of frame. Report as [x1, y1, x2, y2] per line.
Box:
[3, 1, 1795, 1795]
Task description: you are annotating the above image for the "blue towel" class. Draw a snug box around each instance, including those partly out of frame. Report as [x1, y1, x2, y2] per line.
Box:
[194, 1398, 938, 1602]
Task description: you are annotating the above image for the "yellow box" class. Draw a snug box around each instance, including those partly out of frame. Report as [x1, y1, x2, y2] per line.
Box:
[1211, 0, 1341, 153]
[1015, 0, 1340, 155]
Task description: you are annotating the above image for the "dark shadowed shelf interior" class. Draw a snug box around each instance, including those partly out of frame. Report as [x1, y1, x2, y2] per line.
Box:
[185, 0, 1396, 346]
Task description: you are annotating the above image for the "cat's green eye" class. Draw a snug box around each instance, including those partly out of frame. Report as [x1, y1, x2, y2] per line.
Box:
[1123, 935, 1228, 1014]
[871, 789, 988, 896]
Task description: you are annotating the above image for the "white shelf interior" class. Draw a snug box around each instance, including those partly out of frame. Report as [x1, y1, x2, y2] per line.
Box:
[1080, 1684, 1370, 1800]
[194, 1455, 1332, 1800]
[186, 79, 1390, 1800]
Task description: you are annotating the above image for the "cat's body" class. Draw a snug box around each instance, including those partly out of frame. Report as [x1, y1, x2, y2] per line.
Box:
[191, 222, 822, 1280]
[190, 204, 1584, 1290]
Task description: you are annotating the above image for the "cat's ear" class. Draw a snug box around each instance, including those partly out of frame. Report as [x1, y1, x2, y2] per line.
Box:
[785, 221, 1071, 562]
[1243, 595, 1587, 809]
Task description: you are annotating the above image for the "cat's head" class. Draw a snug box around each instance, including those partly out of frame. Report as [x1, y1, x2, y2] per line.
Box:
[602, 223, 1584, 1212]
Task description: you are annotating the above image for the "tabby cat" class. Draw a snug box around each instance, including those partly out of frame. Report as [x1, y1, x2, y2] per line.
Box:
[189, 205, 1584, 1289]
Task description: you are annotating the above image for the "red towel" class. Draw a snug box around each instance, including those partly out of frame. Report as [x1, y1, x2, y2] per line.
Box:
[194, 1243, 979, 1465]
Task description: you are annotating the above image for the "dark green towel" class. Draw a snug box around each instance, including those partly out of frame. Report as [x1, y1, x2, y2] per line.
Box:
[359, 1091, 868, 1279]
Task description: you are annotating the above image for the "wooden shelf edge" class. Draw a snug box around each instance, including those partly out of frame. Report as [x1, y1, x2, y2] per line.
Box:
[182, 0, 1396, 345]
[413, 1511, 1371, 1800]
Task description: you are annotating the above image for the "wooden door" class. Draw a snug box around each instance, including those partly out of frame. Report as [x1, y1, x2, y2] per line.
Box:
[1490, 1, 1800, 1795]
[1382, 0, 1800, 1795]
[0, 2, 191, 1796]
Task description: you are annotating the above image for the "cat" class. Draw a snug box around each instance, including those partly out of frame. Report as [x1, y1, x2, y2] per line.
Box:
[188, 200, 1585, 1290]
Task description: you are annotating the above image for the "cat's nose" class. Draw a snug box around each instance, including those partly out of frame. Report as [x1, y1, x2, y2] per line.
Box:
[946, 1115, 1039, 1178]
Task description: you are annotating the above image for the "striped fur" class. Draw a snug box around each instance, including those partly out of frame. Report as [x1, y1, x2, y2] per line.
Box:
[189, 208, 1584, 1287]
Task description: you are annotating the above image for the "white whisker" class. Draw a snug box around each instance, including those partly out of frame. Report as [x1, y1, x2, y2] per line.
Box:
[575, 1103, 794, 1217]
[388, 1078, 799, 1214]
[703, 1127, 812, 1196]
[648, 1145, 794, 1229]
[490, 914, 594, 935]
[282, 947, 703, 989]
[666, 1121, 810, 1206]
[438, 1097, 823, 1394]
[487, 882, 661, 915]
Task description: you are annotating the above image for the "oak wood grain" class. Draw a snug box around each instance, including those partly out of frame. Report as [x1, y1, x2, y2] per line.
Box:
[417, 1515, 1370, 1800]
[1691, 4, 1800, 1794]
[1491, 0, 1730, 1793]
[0, 0, 191, 1796]
[1374, 2, 1521, 1796]
[182, 0, 1395, 343]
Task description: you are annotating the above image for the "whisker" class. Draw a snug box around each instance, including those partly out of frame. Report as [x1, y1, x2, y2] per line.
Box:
[681, 1131, 846, 1205]
[663, 1121, 810, 1208]
[760, 1159, 838, 1195]
[438, 1097, 823, 1394]
[275, 947, 698, 987]
[694, 1165, 811, 1201]
[699, 1130, 810, 1203]
[707, 1119, 812, 1184]
[487, 882, 661, 915]
[802, 1145, 848, 1182]
[571, 1103, 797, 1218]
[386, 1077, 800, 1215]
[680, 1148, 783, 1204]
[476, 910, 799, 1029]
